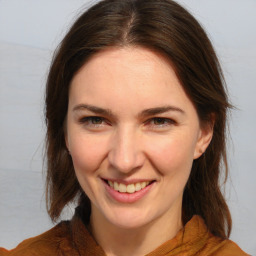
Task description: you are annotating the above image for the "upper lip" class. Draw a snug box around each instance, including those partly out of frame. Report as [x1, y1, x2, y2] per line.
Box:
[101, 178, 156, 185]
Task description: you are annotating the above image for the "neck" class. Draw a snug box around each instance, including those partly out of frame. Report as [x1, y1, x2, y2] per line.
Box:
[89, 207, 183, 256]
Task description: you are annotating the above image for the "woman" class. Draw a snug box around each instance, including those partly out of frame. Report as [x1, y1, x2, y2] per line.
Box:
[0, 0, 249, 255]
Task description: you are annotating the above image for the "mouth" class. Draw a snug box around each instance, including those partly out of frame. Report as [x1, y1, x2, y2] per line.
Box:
[103, 179, 155, 194]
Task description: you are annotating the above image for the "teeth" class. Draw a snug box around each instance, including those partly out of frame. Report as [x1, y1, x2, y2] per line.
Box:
[114, 182, 118, 191]
[119, 183, 127, 193]
[107, 180, 151, 193]
[127, 184, 135, 193]
[108, 180, 114, 188]
[141, 181, 146, 189]
[135, 182, 141, 191]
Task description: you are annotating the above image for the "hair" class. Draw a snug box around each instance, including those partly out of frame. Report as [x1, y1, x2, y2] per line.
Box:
[45, 0, 232, 238]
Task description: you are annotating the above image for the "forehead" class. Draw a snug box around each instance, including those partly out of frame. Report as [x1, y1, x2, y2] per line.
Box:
[72, 47, 178, 86]
[69, 47, 194, 114]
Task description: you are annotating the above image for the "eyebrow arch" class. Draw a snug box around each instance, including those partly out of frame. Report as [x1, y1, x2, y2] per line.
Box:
[73, 104, 185, 118]
[139, 106, 185, 118]
[73, 104, 115, 117]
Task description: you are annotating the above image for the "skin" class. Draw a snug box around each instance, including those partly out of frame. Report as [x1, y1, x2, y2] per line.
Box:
[66, 47, 213, 256]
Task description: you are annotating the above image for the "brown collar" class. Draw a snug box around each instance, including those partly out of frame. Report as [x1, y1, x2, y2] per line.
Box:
[70, 207, 220, 256]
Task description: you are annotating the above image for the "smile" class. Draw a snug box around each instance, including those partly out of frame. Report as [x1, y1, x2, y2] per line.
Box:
[107, 180, 151, 193]
[102, 179, 155, 203]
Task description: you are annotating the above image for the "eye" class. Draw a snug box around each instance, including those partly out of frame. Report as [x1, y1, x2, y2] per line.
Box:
[152, 118, 169, 125]
[88, 116, 103, 124]
[146, 117, 176, 128]
[79, 116, 108, 127]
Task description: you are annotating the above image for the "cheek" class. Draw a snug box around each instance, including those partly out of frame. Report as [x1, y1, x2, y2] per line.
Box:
[69, 134, 108, 174]
[146, 134, 196, 176]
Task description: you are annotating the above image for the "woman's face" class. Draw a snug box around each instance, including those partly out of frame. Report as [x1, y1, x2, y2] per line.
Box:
[66, 47, 212, 229]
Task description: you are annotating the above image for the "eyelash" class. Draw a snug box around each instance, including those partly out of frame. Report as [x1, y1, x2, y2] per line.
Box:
[79, 116, 107, 126]
[145, 117, 176, 128]
[79, 116, 176, 129]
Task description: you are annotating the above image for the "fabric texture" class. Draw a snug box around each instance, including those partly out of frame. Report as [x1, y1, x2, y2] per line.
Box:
[0, 208, 249, 256]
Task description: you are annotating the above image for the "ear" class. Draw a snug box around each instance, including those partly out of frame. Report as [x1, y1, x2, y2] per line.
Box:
[193, 115, 215, 159]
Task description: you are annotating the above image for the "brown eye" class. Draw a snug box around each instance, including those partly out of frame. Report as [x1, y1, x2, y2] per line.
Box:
[145, 117, 176, 129]
[153, 118, 166, 125]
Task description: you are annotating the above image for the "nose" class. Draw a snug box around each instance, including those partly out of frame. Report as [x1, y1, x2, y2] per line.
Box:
[108, 126, 145, 174]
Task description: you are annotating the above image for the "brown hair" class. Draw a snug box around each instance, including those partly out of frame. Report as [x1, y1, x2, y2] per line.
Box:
[45, 0, 232, 238]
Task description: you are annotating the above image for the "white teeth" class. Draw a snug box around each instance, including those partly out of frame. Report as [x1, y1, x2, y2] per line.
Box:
[119, 183, 127, 193]
[107, 180, 151, 193]
[127, 184, 135, 193]
[135, 182, 141, 191]
[114, 182, 119, 191]
[141, 181, 146, 189]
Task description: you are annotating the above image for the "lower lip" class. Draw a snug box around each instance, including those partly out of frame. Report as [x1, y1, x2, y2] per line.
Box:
[103, 180, 154, 203]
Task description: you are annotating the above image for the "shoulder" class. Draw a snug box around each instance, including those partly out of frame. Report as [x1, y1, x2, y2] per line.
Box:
[182, 215, 250, 256]
[0, 221, 75, 256]
[202, 235, 250, 256]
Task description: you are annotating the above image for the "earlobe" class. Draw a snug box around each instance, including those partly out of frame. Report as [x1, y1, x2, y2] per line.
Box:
[193, 119, 214, 159]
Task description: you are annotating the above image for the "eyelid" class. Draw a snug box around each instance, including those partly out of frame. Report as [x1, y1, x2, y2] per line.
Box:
[145, 117, 177, 127]
[78, 116, 109, 126]
[78, 115, 176, 128]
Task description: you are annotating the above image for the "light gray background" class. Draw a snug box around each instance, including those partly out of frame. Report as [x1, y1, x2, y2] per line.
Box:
[0, 0, 255, 254]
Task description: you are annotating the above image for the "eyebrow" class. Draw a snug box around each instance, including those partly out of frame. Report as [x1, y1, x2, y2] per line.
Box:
[139, 106, 185, 118]
[73, 104, 114, 117]
[72, 104, 185, 118]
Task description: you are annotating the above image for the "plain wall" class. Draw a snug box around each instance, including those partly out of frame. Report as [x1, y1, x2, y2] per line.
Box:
[0, 0, 255, 254]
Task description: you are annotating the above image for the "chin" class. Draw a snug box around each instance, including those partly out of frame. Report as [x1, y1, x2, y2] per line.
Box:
[102, 207, 156, 230]
[109, 217, 149, 230]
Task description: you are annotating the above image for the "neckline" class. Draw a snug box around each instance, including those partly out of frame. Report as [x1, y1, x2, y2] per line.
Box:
[70, 207, 211, 255]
